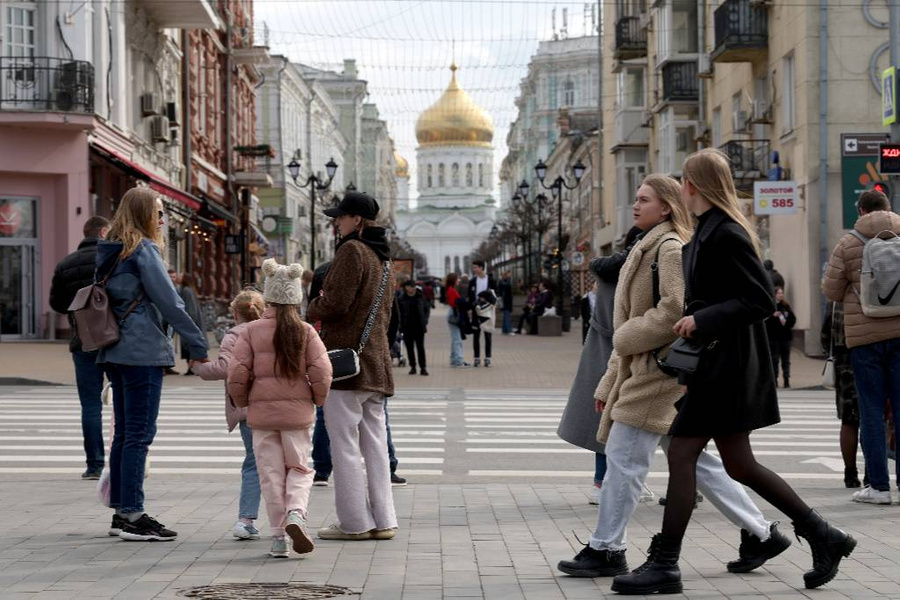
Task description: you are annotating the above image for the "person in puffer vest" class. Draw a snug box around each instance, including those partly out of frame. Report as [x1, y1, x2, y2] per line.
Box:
[227, 259, 333, 558]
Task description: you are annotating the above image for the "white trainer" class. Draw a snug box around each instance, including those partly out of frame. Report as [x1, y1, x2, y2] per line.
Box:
[233, 521, 260, 540]
[638, 482, 656, 503]
[589, 486, 601, 505]
[851, 485, 891, 505]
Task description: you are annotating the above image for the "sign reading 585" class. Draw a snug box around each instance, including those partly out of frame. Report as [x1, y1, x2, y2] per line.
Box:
[754, 181, 798, 215]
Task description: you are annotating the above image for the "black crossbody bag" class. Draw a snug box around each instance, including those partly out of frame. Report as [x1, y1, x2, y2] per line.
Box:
[327, 261, 391, 381]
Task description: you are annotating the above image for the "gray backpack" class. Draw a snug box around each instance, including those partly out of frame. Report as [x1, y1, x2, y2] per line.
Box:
[849, 229, 900, 317]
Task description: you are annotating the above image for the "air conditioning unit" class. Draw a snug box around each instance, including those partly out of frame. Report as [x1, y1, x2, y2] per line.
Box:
[141, 92, 160, 118]
[752, 100, 772, 123]
[638, 12, 651, 30]
[59, 61, 90, 88]
[150, 115, 170, 143]
[732, 111, 749, 132]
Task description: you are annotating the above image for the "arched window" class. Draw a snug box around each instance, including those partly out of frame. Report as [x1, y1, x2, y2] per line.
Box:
[454, 255, 461, 273]
[451, 163, 460, 187]
[438, 163, 445, 187]
[478, 164, 484, 187]
[465, 163, 473, 187]
[445, 256, 451, 274]
[564, 79, 576, 107]
[427, 164, 433, 188]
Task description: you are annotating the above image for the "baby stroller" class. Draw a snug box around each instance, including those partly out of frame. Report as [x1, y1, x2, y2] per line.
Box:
[391, 331, 407, 367]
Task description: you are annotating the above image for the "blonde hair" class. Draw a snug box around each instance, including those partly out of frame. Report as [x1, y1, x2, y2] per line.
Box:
[355, 217, 379, 236]
[107, 187, 167, 259]
[682, 148, 761, 255]
[229, 288, 265, 323]
[640, 174, 694, 243]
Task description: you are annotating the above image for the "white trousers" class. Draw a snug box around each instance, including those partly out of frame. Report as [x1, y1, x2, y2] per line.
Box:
[590, 421, 771, 551]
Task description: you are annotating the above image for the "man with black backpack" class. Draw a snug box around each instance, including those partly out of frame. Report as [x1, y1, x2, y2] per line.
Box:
[824, 189, 900, 505]
[49, 216, 110, 480]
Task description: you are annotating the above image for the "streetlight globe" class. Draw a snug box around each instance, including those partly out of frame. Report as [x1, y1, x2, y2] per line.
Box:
[325, 157, 338, 180]
[287, 159, 301, 182]
[573, 160, 586, 182]
[551, 182, 561, 200]
[534, 159, 548, 182]
[518, 179, 530, 198]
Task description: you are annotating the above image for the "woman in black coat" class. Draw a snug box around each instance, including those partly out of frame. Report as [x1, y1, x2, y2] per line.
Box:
[612, 149, 856, 595]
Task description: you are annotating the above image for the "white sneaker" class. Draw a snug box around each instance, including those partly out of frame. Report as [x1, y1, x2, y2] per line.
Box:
[851, 485, 891, 505]
[269, 536, 289, 558]
[638, 482, 656, 503]
[233, 520, 260, 540]
[589, 486, 601, 505]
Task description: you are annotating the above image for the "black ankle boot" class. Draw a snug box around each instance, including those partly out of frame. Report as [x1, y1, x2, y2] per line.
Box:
[792, 509, 857, 589]
[557, 544, 628, 577]
[844, 468, 861, 488]
[611, 534, 683, 595]
[726, 524, 792, 573]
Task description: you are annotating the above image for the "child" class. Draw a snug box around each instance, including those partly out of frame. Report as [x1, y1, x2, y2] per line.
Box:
[766, 286, 796, 388]
[192, 289, 266, 541]
[227, 259, 333, 558]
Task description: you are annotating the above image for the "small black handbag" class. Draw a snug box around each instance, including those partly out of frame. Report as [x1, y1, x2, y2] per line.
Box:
[656, 337, 707, 377]
[327, 261, 391, 382]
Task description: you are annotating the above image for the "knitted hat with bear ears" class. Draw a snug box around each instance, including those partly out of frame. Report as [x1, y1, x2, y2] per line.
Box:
[262, 258, 304, 305]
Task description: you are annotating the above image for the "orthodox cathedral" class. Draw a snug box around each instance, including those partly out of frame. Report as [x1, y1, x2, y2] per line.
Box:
[395, 63, 497, 278]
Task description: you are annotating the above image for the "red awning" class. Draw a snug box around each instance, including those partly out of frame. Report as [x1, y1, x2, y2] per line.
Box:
[90, 143, 202, 211]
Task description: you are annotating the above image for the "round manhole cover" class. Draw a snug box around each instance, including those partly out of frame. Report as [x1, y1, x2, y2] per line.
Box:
[180, 583, 357, 599]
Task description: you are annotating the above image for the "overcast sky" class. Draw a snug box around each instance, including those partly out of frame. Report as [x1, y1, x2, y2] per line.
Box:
[254, 0, 600, 203]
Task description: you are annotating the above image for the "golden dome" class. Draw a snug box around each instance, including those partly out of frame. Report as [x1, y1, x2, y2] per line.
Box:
[415, 63, 494, 148]
[394, 151, 409, 177]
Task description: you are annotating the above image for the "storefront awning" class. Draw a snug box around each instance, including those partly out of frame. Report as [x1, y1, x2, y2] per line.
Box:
[202, 198, 239, 224]
[90, 143, 203, 211]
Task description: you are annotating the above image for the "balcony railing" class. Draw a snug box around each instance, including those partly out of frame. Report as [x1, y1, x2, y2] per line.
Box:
[661, 61, 699, 103]
[615, 16, 648, 60]
[0, 57, 94, 113]
[711, 0, 768, 63]
[720, 139, 771, 181]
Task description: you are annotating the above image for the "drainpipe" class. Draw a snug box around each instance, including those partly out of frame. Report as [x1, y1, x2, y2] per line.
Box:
[182, 30, 193, 272]
[698, 0, 706, 148]
[816, 0, 829, 354]
[595, 0, 603, 253]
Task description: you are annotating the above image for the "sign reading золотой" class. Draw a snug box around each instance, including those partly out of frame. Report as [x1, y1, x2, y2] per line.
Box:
[754, 181, 798, 215]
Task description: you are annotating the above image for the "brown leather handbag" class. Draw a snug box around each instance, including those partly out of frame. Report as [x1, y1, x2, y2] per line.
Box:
[68, 259, 143, 352]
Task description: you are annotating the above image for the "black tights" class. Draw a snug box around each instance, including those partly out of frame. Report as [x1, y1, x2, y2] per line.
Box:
[661, 431, 811, 540]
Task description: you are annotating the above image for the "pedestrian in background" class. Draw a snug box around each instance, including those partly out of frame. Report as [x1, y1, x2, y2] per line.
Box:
[560, 174, 785, 580]
[766, 286, 796, 388]
[228, 259, 333, 558]
[467, 260, 496, 367]
[514, 284, 539, 335]
[763, 259, 785, 293]
[95, 187, 209, 542]
[821, 302, 867, 489]
[579, 282, 596, 345]
[176, 272, 204, 375]
[300, 269, 313, 319]
[193, 288, 266, 542]
[398, 279, 430, 375]
[307, 192, 399, 540]
[823, 188, 900, 504]
[613, 149, 856, 594]
[497, 271, 514, 335]
[445, 272, 469, 367]
[49, 215, 110, 480]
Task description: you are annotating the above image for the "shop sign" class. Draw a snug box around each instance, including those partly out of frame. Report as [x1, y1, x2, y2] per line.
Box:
[753, 181, 798, 215]
[224, 234, 243, 254]
[841, 133, 890, 228]
[0, 198, 36, 238]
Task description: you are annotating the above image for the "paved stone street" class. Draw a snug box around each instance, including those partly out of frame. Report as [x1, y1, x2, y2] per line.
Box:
[1, 309, 898, 599]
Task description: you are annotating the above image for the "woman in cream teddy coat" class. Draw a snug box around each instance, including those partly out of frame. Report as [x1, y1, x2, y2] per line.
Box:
[558, 175, 785, 579]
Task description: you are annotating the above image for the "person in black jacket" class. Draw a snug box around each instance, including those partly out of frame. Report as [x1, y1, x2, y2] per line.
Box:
[613, 149, 855, 595]
[398, 280, 430, 375]
[766, 286, 796, 388]
[466, 260, 497, 366]
[497, 271, 514, 334]
[49, 216, 110, 480]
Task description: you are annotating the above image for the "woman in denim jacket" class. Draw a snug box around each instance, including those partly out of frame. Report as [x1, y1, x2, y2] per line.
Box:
[95, 187, 208, 542]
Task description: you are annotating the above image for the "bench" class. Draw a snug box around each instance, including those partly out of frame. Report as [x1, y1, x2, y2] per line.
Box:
[535, 315, 563, 336]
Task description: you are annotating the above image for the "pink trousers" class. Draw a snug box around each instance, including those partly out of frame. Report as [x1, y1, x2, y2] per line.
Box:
[252, 427, 314, 536]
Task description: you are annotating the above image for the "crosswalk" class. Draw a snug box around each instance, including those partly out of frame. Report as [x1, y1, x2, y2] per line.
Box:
[0, 385, 845, 482]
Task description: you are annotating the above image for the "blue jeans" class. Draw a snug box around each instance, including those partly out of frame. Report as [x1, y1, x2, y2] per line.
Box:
[850, 340, 900, 491]
[501, 309, 512, 334]
[238, 421, 261, 519]
[594, 452, 607, 486]
[448, 316, 464, 366]
[72, 350, 105, 471]
[104, 364, 163, 514]
[313, 402, 398, 478]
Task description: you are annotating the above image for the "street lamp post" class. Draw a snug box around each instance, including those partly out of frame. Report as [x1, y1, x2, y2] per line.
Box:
[511, 192, 530, 285]
[287, 157, 338, 271]
[534, 158, 585, 332]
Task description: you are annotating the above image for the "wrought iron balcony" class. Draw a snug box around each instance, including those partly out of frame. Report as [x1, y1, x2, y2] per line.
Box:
[661, 61, 699, 103]
[720, 139, 771, 182]
[711, 0, 769, 63]
[0, 57, 94, 113]
[615, 16, 647, 60]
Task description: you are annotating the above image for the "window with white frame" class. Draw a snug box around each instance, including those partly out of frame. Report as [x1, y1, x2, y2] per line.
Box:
[617, 67, 645, 109]
[563, 78, 575, 107]
[732, 92, 745, 133]
[656, 0, 698, 65]
[548, 75, 558, 109]
[782, 53, 795, 134]
[658, 106, 697, 174]
[4, 1, 36, 58]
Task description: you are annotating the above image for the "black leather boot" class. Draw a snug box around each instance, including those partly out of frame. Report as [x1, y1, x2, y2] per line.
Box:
[844, 468, 861, 488]
[727, 524, 791, 573]
[557, 544, 628, 577]
[792, 509, 857, 589]
[610, 534, 682, 595]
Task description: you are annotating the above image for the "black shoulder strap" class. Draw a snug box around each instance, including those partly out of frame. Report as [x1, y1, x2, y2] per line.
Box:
[652, 237, 681, 308]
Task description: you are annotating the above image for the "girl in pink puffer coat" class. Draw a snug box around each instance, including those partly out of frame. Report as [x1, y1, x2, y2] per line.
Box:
[227, 259, 333, 559]
[193, 289, 266, 541]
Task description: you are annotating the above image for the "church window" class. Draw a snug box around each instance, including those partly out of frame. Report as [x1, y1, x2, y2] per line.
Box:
[438, 164, 445, 187]
[452, 163, 460, 187]
[445, 256, 451, 274]
[564, 79, 576, 107]
[465, 163, 473, 187]
[427, 164, 433, 188]
[454, 256, 461, 273]
[464, 255, 470, 269]
[548, 75, 558, 109]
[478, 164, 484, 187]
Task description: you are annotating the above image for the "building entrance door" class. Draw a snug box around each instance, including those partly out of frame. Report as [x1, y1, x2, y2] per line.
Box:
[0, 197, 39, 339]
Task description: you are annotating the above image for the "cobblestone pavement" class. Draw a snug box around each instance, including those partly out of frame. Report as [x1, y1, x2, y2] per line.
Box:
[0, 379, 898, 599]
